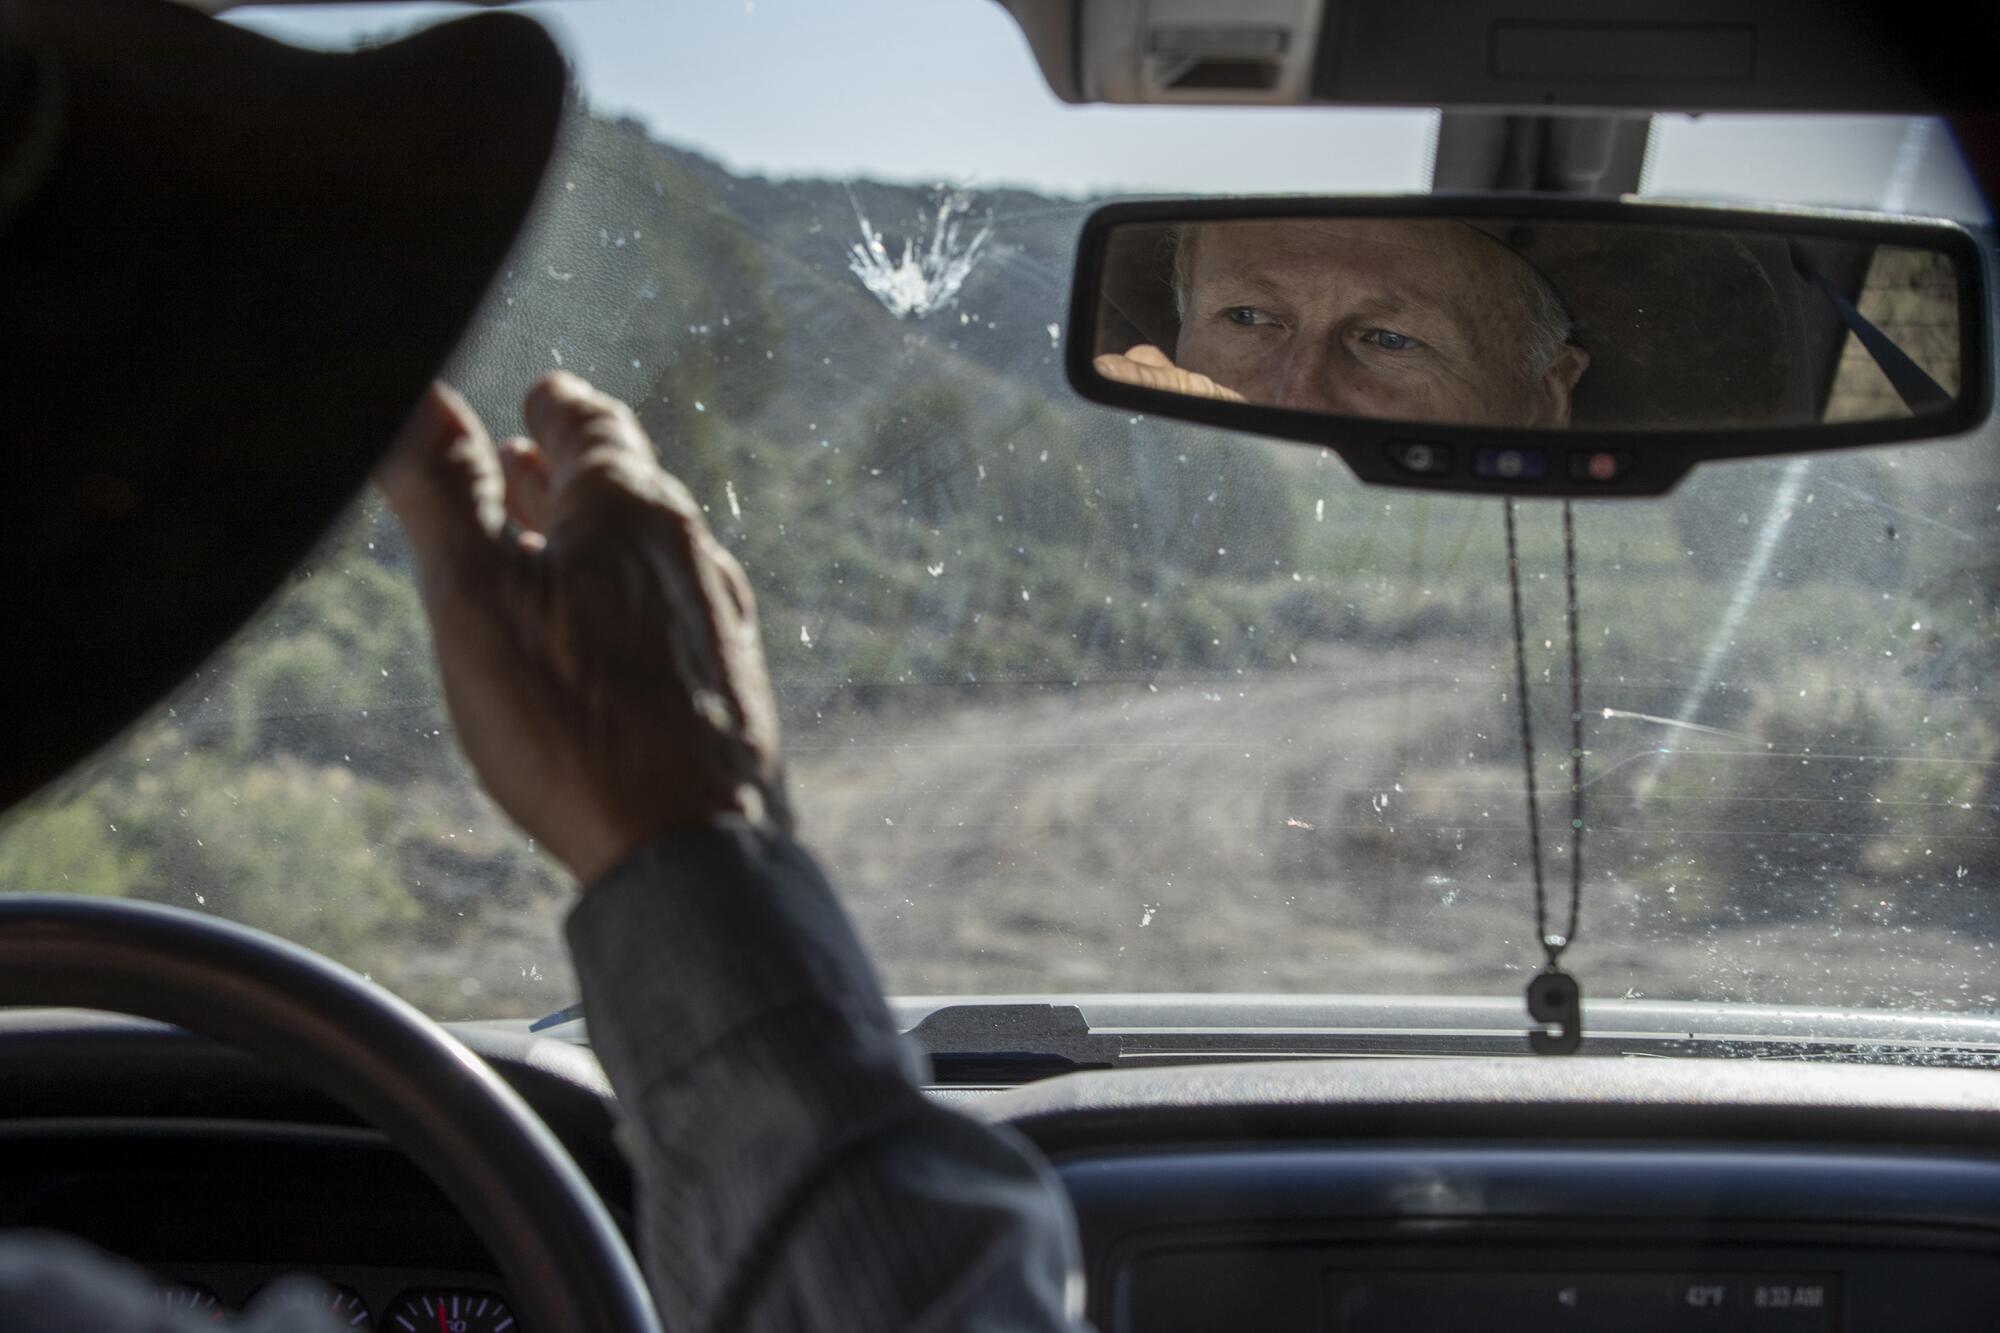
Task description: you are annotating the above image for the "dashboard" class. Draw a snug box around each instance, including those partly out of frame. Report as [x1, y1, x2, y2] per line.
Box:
[1059, 1147, 2000, 1331]
[9, 1014, 2000, 1329]
[967, 1058, 2000, 1332]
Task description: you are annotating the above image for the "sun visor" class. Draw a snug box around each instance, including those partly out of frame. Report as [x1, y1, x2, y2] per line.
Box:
[0, 3, 566, 812]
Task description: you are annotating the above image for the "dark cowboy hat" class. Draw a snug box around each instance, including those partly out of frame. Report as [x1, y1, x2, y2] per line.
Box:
[0, 2, 565, 811]
[1095, 216, 1805, 430]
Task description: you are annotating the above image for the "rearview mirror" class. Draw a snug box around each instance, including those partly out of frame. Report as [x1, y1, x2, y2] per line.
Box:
[1066, 198, 1989, 496]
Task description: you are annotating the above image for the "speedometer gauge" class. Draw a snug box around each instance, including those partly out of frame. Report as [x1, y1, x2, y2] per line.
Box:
[156, 1285, 224, 1320]
[251, 1280, 371, 1326]
[384, 1289, 515, 1332]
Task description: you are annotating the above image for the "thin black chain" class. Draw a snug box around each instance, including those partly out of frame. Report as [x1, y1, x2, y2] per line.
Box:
[1501, 499, 1585, 970]
[1560, 499, 1584, 958]
[1500, 500, 1548, 957]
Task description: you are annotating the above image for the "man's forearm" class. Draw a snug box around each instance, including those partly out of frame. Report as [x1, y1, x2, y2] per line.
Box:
[567, 821, 1088, 1333]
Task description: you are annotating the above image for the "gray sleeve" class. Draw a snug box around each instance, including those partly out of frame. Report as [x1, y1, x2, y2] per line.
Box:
[566, 820, 1090, 1333]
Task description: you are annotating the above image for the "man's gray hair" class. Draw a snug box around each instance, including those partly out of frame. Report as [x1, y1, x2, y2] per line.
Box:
[1169, 222, 1200, 322]
[1513, 255, 1576, 382]
[1167, 221, 1575, 383]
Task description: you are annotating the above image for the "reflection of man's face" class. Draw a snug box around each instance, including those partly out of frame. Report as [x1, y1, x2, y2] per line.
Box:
[1173, 219, 1587, 427]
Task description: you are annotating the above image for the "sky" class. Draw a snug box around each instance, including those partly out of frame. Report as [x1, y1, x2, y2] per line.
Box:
[231, 0, 1989, 218]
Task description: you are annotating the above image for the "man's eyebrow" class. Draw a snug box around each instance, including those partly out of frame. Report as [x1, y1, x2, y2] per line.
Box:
[1197, 264, 1291, 303]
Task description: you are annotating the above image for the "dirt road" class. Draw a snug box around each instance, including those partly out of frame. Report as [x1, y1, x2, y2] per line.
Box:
[784, 644, 1991, 1010]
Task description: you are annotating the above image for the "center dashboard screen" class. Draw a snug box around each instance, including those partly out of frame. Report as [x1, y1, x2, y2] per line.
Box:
[1326, 1271, 1838, 1332]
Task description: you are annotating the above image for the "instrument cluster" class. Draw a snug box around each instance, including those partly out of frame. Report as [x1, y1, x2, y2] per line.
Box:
[157, 1273, 515, 1329]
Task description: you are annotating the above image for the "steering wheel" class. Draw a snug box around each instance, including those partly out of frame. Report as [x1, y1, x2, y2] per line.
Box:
[0, 895, 661, 1333]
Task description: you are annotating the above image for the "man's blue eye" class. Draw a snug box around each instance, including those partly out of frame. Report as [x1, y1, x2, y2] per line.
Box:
[1365, 329, 1418, 351]
[1225, 307, 1275, 327]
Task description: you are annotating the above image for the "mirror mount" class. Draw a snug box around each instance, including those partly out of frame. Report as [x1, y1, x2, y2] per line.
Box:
[1065, 194, 1990, 498]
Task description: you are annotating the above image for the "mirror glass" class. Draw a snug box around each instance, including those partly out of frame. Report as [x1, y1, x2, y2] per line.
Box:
[1090, 216, 1964, 431]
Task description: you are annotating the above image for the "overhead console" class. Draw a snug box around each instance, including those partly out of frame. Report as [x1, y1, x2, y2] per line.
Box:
[996, 0, 1943, 113]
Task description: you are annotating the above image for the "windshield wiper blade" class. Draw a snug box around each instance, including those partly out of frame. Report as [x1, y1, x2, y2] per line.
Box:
[529, 999, 584, 1033]
[908, 1003, 1122, 1083]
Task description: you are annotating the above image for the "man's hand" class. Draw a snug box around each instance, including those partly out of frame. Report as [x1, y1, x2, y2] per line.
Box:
[379, 373, 788, 886]
[1092, 344, 1246, 402]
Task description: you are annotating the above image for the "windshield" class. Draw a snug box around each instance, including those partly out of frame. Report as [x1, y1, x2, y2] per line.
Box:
[4, 0, 1994, 1034]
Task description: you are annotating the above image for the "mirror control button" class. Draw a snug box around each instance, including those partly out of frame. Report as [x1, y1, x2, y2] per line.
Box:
[1386, 440, 1452, 475]
[1570, 449, 1635, 482]
[1473, 446, 1547, 480]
